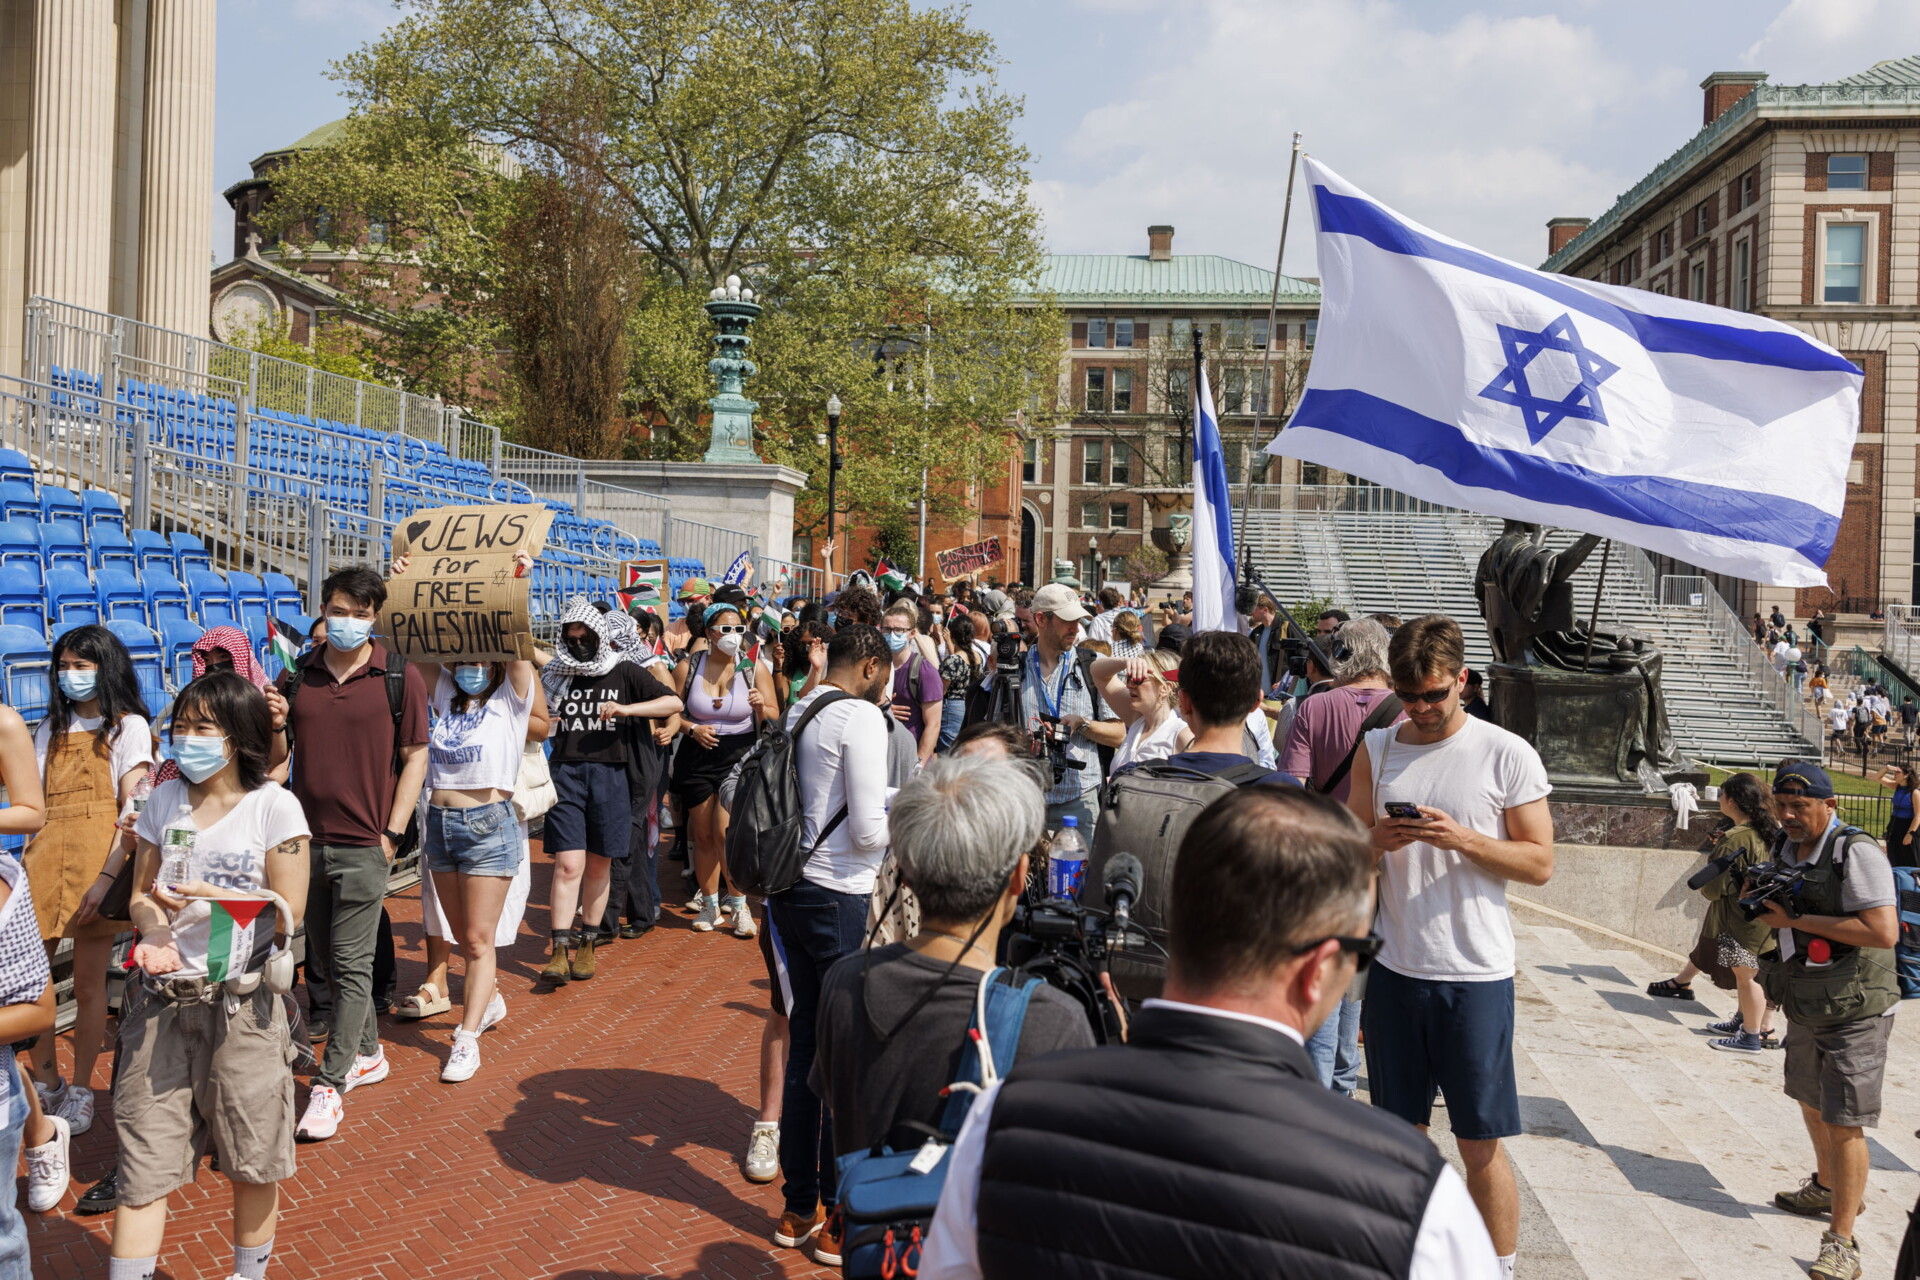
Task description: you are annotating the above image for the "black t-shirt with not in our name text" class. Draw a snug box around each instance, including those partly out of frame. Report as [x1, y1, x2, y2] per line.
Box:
[548, 663, 676, 766]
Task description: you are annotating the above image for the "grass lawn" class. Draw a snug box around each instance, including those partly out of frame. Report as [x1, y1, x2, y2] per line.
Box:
[1701, 762, 1892, 832]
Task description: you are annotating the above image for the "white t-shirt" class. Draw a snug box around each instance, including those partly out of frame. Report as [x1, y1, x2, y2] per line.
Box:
[135, 779, 310, 982]
[34, 714, 152, 788]
[786, 687, 892, 894]
[1364, 715, 1551, 982]
[427, 670, 534, 793]
[1828, 705, 1849, 733]
[1113, 713, 1186, 772]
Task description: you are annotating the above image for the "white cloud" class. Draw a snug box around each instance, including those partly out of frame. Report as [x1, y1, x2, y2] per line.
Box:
[1031, 0, 1669, 269]
[1743, 0, 1920, 81]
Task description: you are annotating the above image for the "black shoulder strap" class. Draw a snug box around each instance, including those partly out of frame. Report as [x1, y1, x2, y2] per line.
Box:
[1319, 694, 1403, 797]
[1218, 761, 1274, 787]
[790, 688, 855, 741]
[1074, 646, 1108, 719]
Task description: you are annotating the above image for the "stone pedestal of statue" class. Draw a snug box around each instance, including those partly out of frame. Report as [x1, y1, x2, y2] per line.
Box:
[1488, 662, 1664, 794]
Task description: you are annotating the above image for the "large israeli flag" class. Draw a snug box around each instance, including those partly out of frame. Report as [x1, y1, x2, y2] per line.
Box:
[1269, 159, 1862, 587]
[1191, 360, 1238, 631]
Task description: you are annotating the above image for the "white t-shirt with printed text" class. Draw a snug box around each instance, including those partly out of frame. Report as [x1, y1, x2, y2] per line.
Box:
[427, 669, 534, 793]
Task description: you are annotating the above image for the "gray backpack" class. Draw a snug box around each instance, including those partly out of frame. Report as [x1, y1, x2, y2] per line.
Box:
[1085, 759, 1269, 1001]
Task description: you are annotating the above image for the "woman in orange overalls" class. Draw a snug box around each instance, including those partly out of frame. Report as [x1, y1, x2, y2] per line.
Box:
[23, 624, 152, 1140]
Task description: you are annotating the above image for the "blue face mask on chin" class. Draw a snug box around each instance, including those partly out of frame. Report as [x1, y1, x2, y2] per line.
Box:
[58, 671, 98, 702]
[326, 616, 373, 651]
[173, 734, 230, 783]
[454, 665, 491, 694]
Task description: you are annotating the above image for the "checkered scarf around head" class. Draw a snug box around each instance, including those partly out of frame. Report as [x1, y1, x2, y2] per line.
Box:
[541, 597, 622, 699]
[193, 625, 268, 689]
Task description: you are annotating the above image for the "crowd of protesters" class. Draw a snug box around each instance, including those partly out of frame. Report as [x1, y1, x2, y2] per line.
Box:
[0, 553, 1902, 1280]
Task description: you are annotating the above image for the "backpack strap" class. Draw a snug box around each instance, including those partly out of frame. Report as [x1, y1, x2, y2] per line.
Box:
[1216, 761, 1274, 787]
[1073, 646, 1109, 720]
[937, 967, 1043, 1133]
[384, 651, 408, 769]
[1318, 694, 1403, 797]
[790, 690, 857, 853]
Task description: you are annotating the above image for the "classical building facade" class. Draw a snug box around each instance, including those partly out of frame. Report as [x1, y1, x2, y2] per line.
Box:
[0, 0, 216, 377]
[1018, 227, 1320, 588]
[1543, 57, 1920, 621]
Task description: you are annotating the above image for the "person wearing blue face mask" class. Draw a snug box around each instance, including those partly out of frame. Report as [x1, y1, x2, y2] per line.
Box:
[23, 624, 153, 1142]
[882, 602, 944, 769]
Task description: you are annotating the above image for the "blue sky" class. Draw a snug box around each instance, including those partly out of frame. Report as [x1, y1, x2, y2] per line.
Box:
[215, 0, 1920, 273]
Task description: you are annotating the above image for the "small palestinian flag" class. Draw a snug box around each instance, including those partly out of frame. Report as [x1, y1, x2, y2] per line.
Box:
[736, 640, 759, 676]
[758, 603, 785, 636]
[268, 618, 303, 672]
[206, 898, 275, 982]
[876, 560, 908, 593]
[621, 580, 662, 612]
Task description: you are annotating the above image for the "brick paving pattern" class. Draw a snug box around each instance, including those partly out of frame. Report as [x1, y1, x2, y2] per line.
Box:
[22, 846, 833, 1280]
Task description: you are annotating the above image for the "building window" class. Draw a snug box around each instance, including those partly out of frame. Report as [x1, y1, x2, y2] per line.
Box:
[1225, 318, 1246, 349]
[1087, 318, 1107, 349]
[1168, 366, 1191, 411]
[1021, 437, 1038, 483]
[1654, 226, 1673, 261]
[1687, 199, 1713, 239]
[1170, 318, 1191, 352]
[1106, 554, 1127, 581]
[1109, 502, 1131, 529]
[1689, 260, 1707, 302]
[1112, 368, 1132, 414]
[1083, 438, 1105, 484]
[368, 215, 389, 247]
[1223, 368, 1246, 414]
[1085, 367, 1107, 413]
[1080, 502, 1103, 529]
[1110, 442, 1131, 485]
[1302, 461, 1326, 487]
[1828, 154, 1868, 190]
[1251, 317, 1269, 349]
[1113, 318, 1134, 349]
[1224, 442, 1243, 484]
[1304, 319, 1317, 348]
[1248, 367, 1269, 415]
[1733, 238, 1751, 311]
[1736, 171, 1757, 210]
[1824, 223, 1866, 302]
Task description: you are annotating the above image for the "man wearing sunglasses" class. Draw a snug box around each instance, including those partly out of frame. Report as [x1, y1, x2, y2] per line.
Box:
[918, 785, 1498, 1279]
[1345, 615, 1553, 1280]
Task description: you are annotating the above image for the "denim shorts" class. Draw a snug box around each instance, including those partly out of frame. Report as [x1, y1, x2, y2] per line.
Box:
[423, 799, 522, 876]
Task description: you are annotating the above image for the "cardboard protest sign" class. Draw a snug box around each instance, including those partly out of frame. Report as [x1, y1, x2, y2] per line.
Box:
[935, 536, 1004, 582]
[621, 558, 669, 610]
[386, 504, 554, 662]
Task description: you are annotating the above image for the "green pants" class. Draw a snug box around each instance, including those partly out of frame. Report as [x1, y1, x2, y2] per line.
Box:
[306, 844, 388, 1090]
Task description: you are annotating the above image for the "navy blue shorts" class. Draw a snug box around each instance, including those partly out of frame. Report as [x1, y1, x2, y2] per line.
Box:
[1361, 963, 1520, 1141]
[545, 760, 633, 859]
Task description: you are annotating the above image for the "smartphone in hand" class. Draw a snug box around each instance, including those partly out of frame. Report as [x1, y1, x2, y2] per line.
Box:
[1384, 801, 1425, 822]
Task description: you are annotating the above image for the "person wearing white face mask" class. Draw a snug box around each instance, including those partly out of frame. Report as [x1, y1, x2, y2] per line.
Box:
[669, 604, 780, 935]
[114, 671, 311, 1280]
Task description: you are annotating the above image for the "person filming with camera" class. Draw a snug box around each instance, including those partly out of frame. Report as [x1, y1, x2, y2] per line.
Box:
[1753, 761, 1901, 1280]
[1019, 584, 1122, 832]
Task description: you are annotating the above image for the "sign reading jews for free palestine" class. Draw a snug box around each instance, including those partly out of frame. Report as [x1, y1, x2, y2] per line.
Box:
[386, 504, 554, 663]
[935, 536, 1004, 582]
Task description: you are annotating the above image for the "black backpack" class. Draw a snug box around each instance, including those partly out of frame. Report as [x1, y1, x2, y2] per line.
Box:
[724, 690, 854, 898]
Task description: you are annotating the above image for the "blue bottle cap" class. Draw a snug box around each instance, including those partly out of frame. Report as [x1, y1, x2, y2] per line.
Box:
[1060, 815, 1078, 827]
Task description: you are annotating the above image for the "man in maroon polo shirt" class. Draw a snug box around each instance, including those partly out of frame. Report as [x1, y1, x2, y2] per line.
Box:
[266, 564, 429, 1142]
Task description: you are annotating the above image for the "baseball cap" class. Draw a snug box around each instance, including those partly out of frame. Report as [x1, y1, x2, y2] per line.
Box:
[677, 577, 714, 600]
[1773, 761, 1836, 798]
[1155, 623, 1192, 653]
[1031, 582, 1091, 622]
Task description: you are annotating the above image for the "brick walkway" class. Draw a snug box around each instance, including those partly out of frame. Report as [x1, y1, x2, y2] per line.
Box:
[24, 846, 834, 1280]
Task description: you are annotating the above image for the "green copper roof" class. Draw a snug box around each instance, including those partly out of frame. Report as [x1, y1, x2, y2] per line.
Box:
[1024, 255, 1319, 306]
[1543, 54, 1920, 272]
[286, 118, 351, 151]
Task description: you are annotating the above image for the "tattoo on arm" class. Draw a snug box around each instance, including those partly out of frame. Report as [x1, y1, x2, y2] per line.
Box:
[267, 837, 308, 860]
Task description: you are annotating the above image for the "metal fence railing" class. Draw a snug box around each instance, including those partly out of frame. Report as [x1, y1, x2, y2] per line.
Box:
[757, 555, 825, 601]
[580, 478, 670, 554]
[669, 516, 757, 582]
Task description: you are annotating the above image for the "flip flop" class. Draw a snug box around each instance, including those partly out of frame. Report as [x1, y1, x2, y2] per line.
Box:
[398, 982, 452, 1020]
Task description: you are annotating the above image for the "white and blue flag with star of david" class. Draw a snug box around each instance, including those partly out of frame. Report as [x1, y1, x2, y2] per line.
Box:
[1268, 159, 1862, 587]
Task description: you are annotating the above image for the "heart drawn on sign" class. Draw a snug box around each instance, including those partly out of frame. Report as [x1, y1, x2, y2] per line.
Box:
[405, 519, 431, 547]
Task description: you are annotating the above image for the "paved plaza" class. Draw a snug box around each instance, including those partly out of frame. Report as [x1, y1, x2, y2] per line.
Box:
[17, 850, 1920, 1279]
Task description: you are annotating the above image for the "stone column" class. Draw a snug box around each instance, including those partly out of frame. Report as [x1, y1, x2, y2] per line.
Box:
[0, 0, 37, 377]
[137, 0, 215, 337]
[27, 0, 118, 314]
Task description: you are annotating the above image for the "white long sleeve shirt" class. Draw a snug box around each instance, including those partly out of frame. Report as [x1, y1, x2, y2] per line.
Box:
[786, 686, 892, 894]
[918, 1000, 1500, 1280]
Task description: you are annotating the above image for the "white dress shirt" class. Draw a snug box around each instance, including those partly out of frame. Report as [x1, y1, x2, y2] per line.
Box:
[917, 1000, 1501, 1280]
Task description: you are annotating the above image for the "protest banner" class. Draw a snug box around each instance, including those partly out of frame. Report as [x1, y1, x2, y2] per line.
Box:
[622, 558, 670, 609]
[385, 504, 554, 662]
[935, 536, 1004, 582]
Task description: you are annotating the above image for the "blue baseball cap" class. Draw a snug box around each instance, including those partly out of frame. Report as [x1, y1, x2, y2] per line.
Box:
[1773, 761, 1835, 798]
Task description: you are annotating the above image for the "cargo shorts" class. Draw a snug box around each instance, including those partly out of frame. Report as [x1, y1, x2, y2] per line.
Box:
[1783, 1011, 1895, 1128]
[112, 979, 297, 1205]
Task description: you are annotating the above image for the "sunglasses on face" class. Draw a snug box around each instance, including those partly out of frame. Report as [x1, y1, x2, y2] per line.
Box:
[1293, 932, 1383, 972]
[1126, 674, 1159, 689]
[715, 624, 748, 635]
[1394, 685, 1456, 706]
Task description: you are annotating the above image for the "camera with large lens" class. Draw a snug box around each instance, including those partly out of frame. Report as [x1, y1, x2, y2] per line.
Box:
[1738, 862, 1808, 921]
[1029, 715, 1086, 787]
[1687, 850, 1741, 892]
[1002, 853, 1151, 1044]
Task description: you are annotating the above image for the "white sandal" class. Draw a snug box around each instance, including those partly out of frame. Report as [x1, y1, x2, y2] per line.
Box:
[398, 982, 452, 1020]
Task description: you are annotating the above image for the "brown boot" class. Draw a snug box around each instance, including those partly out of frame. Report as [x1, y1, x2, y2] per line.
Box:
[569, 935, 597, 981]
[539, 934, 572, 984]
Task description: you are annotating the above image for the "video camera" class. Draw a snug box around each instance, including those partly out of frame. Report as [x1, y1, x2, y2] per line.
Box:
[1738, 862, 1809, 921]
[1003, 854, 1152, 1044]
[1030, 715, 1087, 788]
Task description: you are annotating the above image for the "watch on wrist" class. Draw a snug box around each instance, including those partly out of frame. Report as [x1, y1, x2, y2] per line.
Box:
[382, 828, 405, 845]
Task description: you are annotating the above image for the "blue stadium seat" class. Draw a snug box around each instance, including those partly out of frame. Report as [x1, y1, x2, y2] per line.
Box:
[160, 619, 204, 688]
[262, 571, 302, 619]
[90, 527, 136, 573]
[185, 569, 235, 627]
[45, 568, 99, 630]
[0, 566, 45, 634]
[142, 569, 190, 626]
[38, 488, 82, 534]
[104, 620, 164, 714]
[79, 489, 126, 537]
[170, 532, 212, 577]
[131, 530, 173, 575]
[0, 522, 38, 576]
[96, 567, 146, 625]
[0, 624, 51, 724]
[228, 571, 268, 624]
[0, 450, 32, 489]
[37, 523, 87, 576]
[0, 482, 36, 526]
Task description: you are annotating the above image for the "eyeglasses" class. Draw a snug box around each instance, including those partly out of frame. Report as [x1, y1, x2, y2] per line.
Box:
[715, 624, 748, 635]
[1292, 932, 1382, 972]
[1393, 685, 1456, 706]
[880, 626, 914, 637]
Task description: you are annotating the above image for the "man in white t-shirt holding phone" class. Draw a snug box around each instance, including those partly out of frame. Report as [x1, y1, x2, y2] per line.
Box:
[1345, 615, 1554, 1280]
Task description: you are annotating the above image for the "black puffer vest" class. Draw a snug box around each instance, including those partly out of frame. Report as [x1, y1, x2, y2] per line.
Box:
[975, 1006, 1445, 1279]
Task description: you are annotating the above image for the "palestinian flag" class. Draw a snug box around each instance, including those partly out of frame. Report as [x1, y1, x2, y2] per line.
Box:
[268, 618, 303, 672]
[205, 898, 275, 982]
[876, 560, 908, 593]
[736, 640, 760, 676]
[758, 603, 785, 636]
[621, 580, 662, 612]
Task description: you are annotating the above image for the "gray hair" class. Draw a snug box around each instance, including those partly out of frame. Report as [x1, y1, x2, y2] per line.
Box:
[889, 755, 1043, 924]
[1329, 618, 1391, 685]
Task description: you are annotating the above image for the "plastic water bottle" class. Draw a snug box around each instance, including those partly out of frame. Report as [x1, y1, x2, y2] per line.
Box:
[157, 802, 195, 889]
[1048, 815, 1087, 900]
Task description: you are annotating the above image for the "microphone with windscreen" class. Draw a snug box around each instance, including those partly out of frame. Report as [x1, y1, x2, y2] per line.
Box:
[1102, 853, 1144, 944]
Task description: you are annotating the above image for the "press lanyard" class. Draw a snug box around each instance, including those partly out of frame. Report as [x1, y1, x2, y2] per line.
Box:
[1029, 648, 1074, 720]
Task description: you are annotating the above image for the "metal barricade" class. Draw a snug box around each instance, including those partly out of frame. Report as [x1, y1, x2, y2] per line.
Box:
[757, 556, 824, 600]
[667, 516, 757, 582]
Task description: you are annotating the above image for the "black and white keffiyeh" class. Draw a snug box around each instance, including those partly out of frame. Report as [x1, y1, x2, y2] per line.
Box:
[541, 597, 623, 698]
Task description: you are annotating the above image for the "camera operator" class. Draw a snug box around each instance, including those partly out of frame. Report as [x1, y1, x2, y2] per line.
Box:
[919, 785, 1499, 1280]
[1755, 762, 1901, 1280]
[1020, 584, 1121, 831]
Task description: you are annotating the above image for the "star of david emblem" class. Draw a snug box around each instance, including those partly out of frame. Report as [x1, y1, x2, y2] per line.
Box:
[1477, 313, 1618, 444]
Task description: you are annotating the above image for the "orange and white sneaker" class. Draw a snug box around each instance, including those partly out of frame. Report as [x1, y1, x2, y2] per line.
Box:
[341, 1047, 389, 1092]
[296, 1085, 343, 1142]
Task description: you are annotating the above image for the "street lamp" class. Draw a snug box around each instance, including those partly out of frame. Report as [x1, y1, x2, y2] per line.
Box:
[1087, 534, 1101, 591]
[824, 394, 842, 577]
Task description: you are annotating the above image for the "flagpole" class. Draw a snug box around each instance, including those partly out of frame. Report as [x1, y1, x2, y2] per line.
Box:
[1580, 539, 1613, 672]
[1237, 130, 1304, 579]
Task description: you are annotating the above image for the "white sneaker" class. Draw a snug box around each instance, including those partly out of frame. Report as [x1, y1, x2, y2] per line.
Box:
[442, 1030, 481, 1083]
[479, 992, 507, 1032]
[296, 1084, 343, 1142]
[53, 1082, 94, 1136]
[341, 1047, 389, 1092]
[730, 898, 758, 939]
[684, 890, 707, 914]
[744, 1121, 779, 1183]
[32, 1077, 65, 1112]
[24, 1114, 69, 1211]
